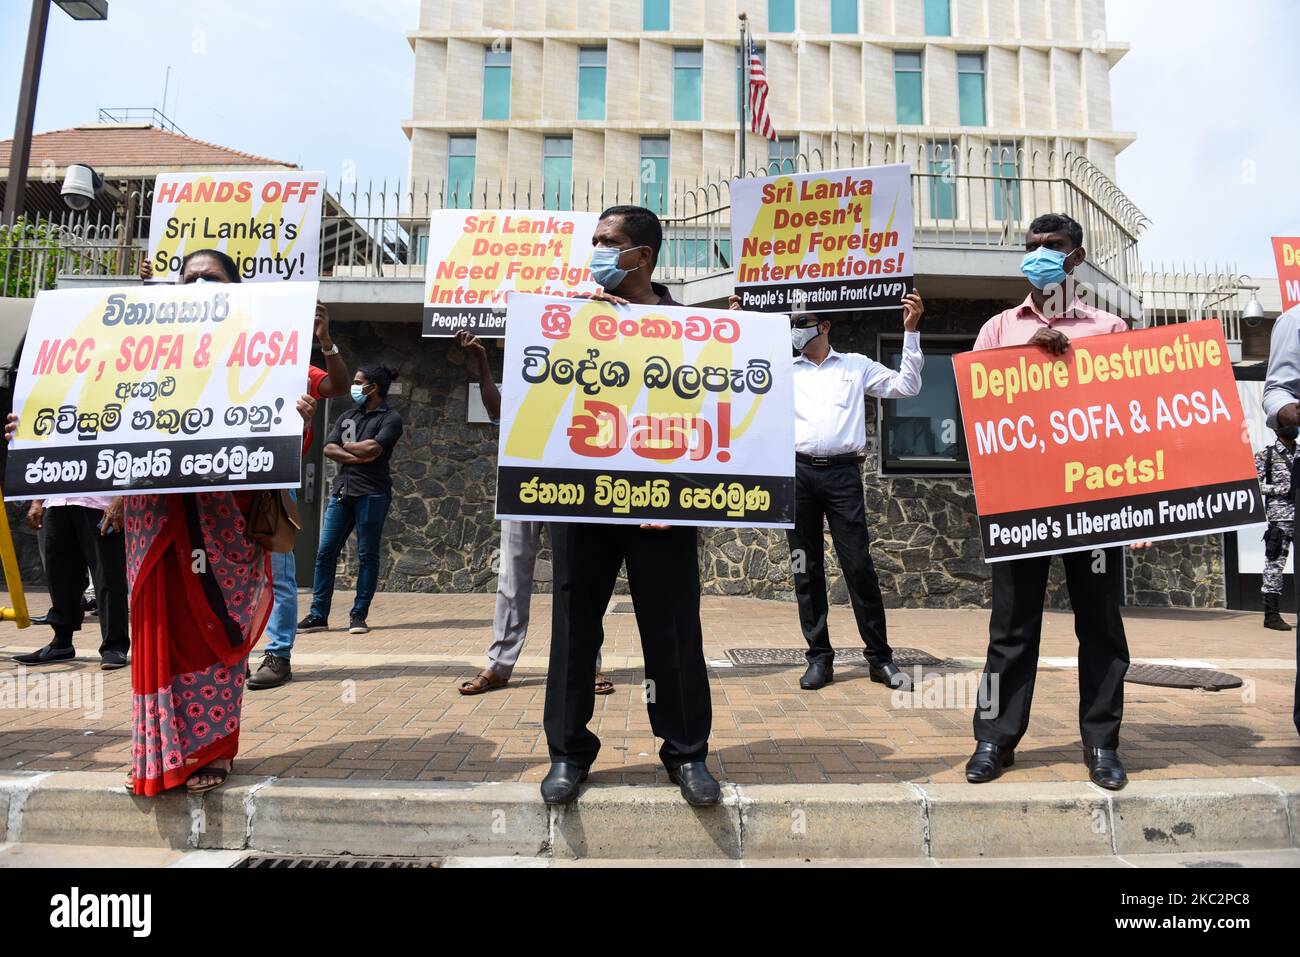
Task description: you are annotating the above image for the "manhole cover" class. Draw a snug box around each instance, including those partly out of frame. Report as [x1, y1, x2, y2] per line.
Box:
[609, 601, 636, 614]
[1125, 663, 1242, 691]
[235, 855, 439, 869]
[725, 647, 945, 667]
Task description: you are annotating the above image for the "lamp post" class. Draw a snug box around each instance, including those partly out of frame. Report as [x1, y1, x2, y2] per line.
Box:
[2, 0, 109, 226]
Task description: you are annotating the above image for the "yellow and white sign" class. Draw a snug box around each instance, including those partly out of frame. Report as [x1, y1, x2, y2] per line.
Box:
[4, 282, 318, 498]
[496, 293, 795, 528]
[147, 171, 325, 282]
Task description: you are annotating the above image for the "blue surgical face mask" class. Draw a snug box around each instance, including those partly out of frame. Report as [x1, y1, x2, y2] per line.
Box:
[1020, 247, 1071, 290]
[590, 246, 642, 291]
[350, 384, 368, 405]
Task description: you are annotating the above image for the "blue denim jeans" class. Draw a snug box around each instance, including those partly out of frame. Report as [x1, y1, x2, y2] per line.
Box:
[264, 550, 299, 659]
[309, 492, 391, 621]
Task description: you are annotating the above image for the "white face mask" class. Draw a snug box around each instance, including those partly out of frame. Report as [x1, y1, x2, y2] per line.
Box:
[791, 325, 821, 351]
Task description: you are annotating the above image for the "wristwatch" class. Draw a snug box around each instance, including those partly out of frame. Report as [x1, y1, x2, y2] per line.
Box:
[320, 343, 340, 356]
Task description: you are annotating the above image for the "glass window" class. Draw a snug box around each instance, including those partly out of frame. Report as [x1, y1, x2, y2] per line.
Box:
[880, 340, 969, 473]
[482, 47, 511, 120]
[928, 142, 957, 220]
[831, 0, 858, 33]
[894, 52, 923, 124]
[957, 52, 986, 126]
[543, 137, 573, 211]
[447, 135, 476, 210]
[643, 0, 669, 30]
[578, 47, 607, 121]
[673, 48, 702, 121]
[767, 138, 798, 174]
[924, 0, 951, 36]
[991, 142, 1021, 221]
[640, 137, 670, 215]
[768, 0, 795, 32]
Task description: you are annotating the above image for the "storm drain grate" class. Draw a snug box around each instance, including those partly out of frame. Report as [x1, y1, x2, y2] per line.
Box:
[725, 647, 945, 667]
[1124, 663, 1242, 691]
[235, 855, 440, 869]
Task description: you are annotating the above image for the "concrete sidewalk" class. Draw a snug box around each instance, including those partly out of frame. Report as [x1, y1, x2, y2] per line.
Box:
[2, 593, 1296, 788]
[1, 592, 1298, 861]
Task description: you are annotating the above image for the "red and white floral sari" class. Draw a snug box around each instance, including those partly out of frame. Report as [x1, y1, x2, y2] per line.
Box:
[125, 492, 271, 797]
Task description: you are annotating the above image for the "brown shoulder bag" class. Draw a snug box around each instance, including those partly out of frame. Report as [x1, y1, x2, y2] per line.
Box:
[243, 489, 302, 553]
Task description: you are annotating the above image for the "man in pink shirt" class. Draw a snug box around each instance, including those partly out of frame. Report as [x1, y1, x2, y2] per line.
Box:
[964, 213, 1132, 791]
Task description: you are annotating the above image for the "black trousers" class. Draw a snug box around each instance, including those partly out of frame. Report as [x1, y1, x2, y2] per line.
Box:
[544, 522, 712, 770]
[786, 460, 892, 667]
[41, 505, 129, 656]
[973, 549, 1128, 750]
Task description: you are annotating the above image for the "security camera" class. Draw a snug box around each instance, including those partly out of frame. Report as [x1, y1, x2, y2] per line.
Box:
[61, 164, 104, 211]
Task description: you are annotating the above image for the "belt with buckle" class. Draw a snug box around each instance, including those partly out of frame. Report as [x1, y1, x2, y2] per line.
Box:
[796, 453, 865, 467]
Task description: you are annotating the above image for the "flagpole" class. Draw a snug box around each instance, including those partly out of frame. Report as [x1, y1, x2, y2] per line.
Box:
[737, 12, 748, 177]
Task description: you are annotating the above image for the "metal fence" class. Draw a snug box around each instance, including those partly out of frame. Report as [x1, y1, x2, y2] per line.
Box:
[2, 132, 1149, 293]
[1138, 264, 1249, 344]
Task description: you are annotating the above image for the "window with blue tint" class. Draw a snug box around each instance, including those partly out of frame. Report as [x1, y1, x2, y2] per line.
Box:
[831, 0, 858, 33]
[991, 142, 1021, 221]
[673, 48, 703, 121]
[768, 0, 795, 32]
[643, 0, 669, 30]
[543, 137, 573, 211]
[482, 47, 511, 120]
[768, 137, 798, 174]
[928, 142, 956, 220]
[957, 52, 986, 125]
[880, 339, 969, 473]
[640, 137, 670, 214]
[447, 136, 476, 209]
[924, 0, 951, 36]
[894, 52, 923, 124]
[577, 47, 607, 121]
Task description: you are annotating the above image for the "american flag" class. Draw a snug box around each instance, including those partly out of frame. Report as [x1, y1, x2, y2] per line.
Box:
[747, 37, 778, 141]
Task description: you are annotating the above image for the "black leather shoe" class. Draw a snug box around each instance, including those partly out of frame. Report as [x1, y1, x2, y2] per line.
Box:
[540, 762, 588, 805]
[965, 741, 1015, 783]
[668, 762, 721, 806]
[13, 644, 76, 665]
[799, 660, 833, 690]
[99, 650, 128, 670]
[869, 661, 913, 692]
[1084, 747, 1128, 791]
[27, 614, 50, 626]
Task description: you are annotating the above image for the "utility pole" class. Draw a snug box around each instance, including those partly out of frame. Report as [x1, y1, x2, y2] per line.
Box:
[737, 13, 748, 177]
[3, 0, 52, 226]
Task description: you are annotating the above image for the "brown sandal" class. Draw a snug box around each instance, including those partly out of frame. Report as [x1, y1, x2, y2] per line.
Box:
[459, 669, 508, 695]
[185, 762, 230, 794]
[594, 672, 615, 695]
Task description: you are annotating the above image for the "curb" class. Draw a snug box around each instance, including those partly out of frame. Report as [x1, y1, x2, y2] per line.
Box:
[1, 772, 1297, 861]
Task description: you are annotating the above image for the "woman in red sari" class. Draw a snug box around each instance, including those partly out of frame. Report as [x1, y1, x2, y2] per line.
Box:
[9, 248, 311, 795]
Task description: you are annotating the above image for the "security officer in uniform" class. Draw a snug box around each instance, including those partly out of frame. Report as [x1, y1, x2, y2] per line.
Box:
[1255, 426, 1296, 631]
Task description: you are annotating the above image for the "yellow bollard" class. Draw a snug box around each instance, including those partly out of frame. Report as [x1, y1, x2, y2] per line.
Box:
[0, 491, 31, 628]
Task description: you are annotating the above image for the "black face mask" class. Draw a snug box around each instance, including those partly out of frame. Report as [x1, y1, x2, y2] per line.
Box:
[1280, 426, 1299, 441]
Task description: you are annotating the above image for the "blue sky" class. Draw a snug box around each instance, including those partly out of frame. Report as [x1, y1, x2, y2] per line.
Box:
[1, 0, 1295, 276]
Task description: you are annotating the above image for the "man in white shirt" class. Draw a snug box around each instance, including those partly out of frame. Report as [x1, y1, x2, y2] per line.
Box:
[787, 293, 925, 691]
[15, 494, 129, 669]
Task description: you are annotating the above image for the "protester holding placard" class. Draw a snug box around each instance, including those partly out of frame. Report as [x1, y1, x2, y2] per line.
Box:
[964, 214, 1133, 790]
[5, 248, 317, 796]
[536, 205, 720, 808]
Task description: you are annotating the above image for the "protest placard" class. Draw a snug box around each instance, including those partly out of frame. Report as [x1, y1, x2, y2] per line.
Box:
[3, 281, 319, 499]
[730, 163, 913, 320]
[1272, 237, 1300, 312]
[953, 320, 1264, 561]
[496, 293, 795, 527]
[422, 210, 600, 338]
[146, 171, 325, 283]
